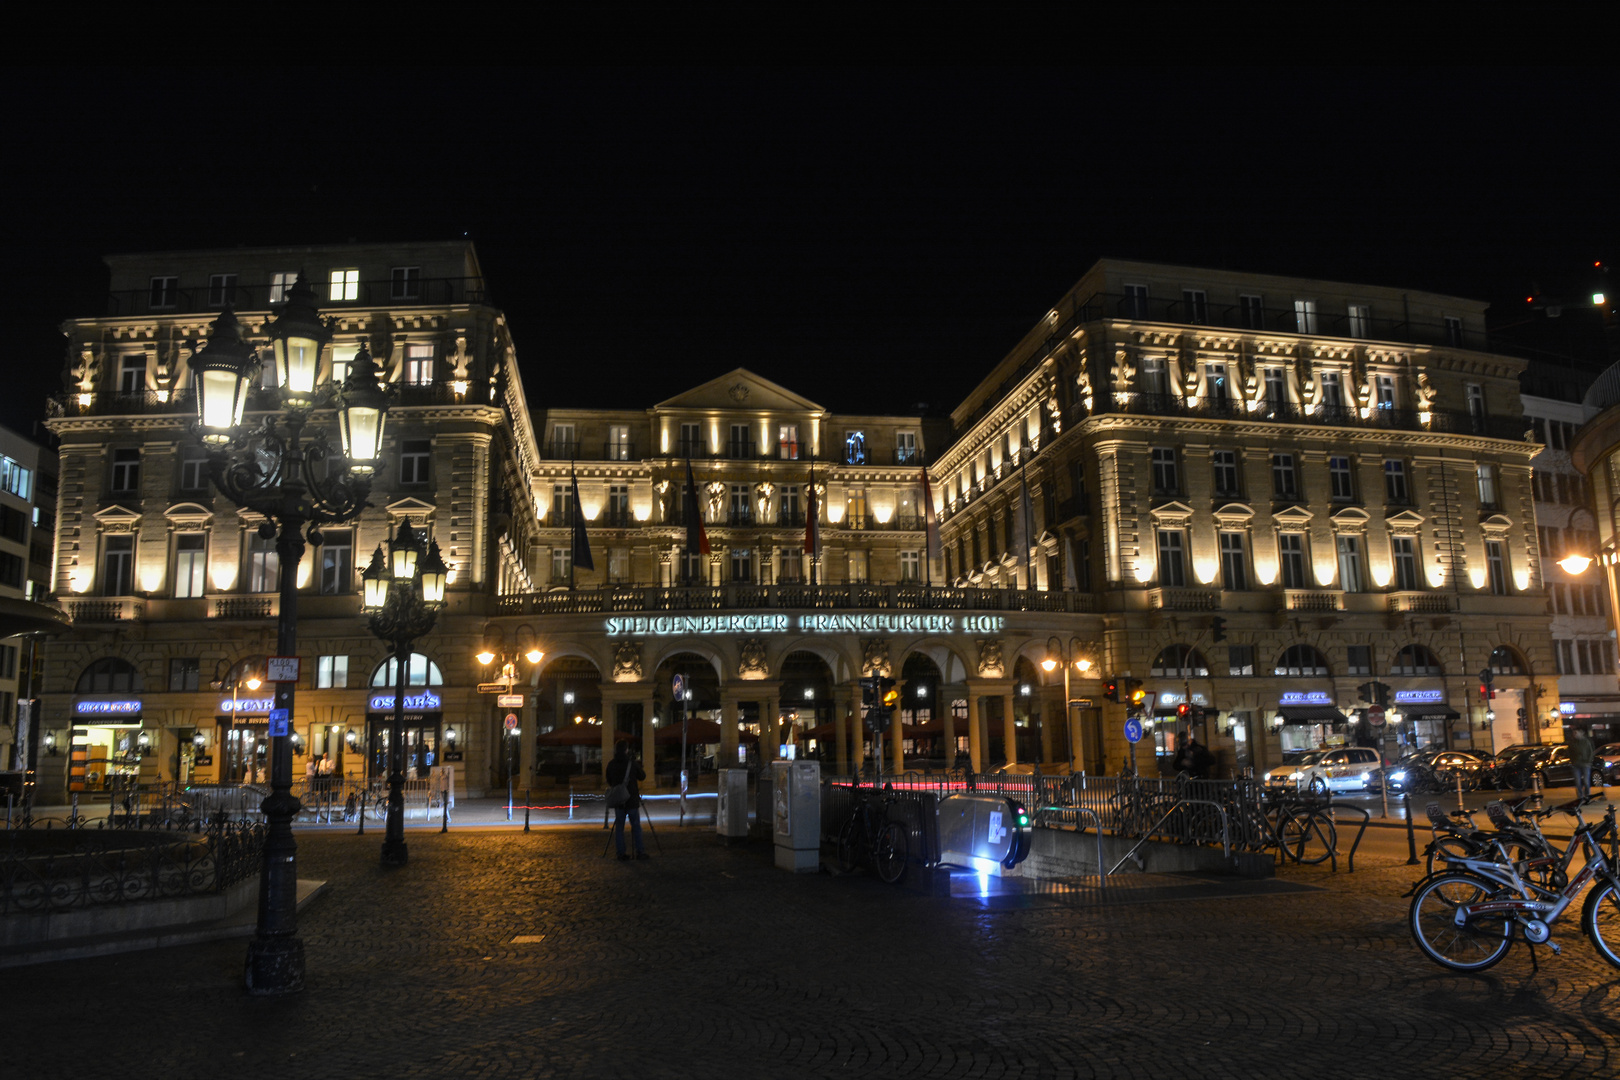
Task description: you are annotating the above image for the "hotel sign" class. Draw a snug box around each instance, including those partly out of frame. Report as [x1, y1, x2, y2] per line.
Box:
[603, 613, 1007, 637]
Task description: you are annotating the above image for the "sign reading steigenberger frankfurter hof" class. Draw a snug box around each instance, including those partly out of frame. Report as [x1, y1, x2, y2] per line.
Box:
[604, 613, 1006, 636]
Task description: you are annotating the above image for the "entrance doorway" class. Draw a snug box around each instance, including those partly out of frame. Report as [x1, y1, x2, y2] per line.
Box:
[365, 720, 441, 779]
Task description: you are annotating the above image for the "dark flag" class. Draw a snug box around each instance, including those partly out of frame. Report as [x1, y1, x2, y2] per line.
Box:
[569, 465, 594, 575]
[920, 467, 941, 562]
[805, 460, 820, 583]
[683, 458, 710, 578]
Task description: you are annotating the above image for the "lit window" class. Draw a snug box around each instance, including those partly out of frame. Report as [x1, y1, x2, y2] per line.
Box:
[608, 426, 632, 461]
[329, 269, 360, 302]
[1294, 299, 1318, 334]
[405, 344, 433, 385]
[269, 272, 298, 304]
[900, 550, 921, 582]
[174, 534, 206, 598]
[330, 342, 358, 386]
[320, 530, 353, 594]
[317, 655, 349, 689]
[895, 431, 917, 464]
[1391, 536, 1419, 590]
[1486, 540, 1508, 595]
[1347, 303, 1371, 339]
[1220, 532, 1248, 590]
[1336, 536, 1363, 593]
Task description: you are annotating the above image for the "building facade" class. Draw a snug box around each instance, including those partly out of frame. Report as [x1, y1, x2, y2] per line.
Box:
[32, 249, 1566, 801]
[0, 425, 58, 770]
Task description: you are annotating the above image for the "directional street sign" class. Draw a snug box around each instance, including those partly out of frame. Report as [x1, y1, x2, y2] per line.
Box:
[1124, 718, 1143, 744]
[497, 694, 525, 708]
[477, 682, 510, 694]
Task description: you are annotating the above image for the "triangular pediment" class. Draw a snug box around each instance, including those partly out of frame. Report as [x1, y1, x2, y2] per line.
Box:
[1150, 500, 1197, 521]
[654, 368, 825, 414]
[1274, 505, 1315, 525]
[92, 504, 143, 525]
[385, 497, 437, 523]
[1387, 509, 1426, 527]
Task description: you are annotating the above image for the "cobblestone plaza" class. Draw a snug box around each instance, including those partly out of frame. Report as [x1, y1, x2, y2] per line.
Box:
[14, 822, 1619, 1079]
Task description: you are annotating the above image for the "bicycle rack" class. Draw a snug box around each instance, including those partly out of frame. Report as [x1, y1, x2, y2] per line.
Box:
[1108, 798, 1231, 876]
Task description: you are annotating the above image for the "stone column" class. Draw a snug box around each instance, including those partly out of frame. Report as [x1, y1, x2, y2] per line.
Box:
[891, 706, 905, 774]
[1002, 692, 1018, 766]
[600, 711, 615, 780]
[763, 694, 780, 761]
[1040, 687, 1060, 765]
[941, 687, 958, 771]
[967, 692, 982, 772]
[721, 694, 740, 768]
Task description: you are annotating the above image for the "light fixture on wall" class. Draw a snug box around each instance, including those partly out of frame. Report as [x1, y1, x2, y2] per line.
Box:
[44, 730, 58, 755]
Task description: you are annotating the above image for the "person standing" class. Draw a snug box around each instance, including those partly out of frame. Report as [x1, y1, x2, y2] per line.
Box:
[607, 741, 649, 861]
[1570, 727, 1596, 801]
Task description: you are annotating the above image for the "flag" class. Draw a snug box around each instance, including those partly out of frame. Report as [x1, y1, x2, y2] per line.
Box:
[1064, 534, 1079, 590]
[1015, 460, 1034, 587]
[683, 457, 710, 561]
[569, 466, 594, 573]
[919, 468, 941, 561]
[804, 463, 820, 558]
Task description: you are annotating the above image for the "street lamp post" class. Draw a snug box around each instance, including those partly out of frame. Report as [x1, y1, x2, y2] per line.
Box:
[476, 637, 544, 819]
[1042, 635, 1094, 774]
[362, 524, 448, 866]
[190, 277, 390, 996]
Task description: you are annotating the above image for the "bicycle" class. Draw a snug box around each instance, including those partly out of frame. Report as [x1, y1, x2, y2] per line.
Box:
[1262, 787, 1337, 865]
[834, 791, 909, 884]
[1408, 796, 1620, 972]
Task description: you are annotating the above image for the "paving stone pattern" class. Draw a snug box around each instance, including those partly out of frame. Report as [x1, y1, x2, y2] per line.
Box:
[12, 825, 1620, 1079]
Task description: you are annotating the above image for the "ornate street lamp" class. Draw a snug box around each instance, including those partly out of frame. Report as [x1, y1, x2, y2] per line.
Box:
[361, 523, 447, 866]
[1043, 635, 1095, 774]
[190, 278, 390, 996]
[475, 629, 545, 820]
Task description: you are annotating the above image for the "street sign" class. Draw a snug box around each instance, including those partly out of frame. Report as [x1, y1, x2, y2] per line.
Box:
[1368, 708, 1386, 727]
[503, 713, 518, 730]
[672, 674, 685, 697]
[1124, 718, 1143, 744]
[268, 708, 290, 736]
[497, 694, 525, 708]
[477, 682, 510, 694]
[267, 656, 300, 683]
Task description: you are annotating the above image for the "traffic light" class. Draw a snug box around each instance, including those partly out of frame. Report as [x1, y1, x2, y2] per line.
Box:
[1176, 702, 1191, 721]
[1104, 678, 1119, 703]
[880, 676, 899, 709]
[861, 680, 876, 708]
[1126, 679, 1146, 709]
[1211, 616, 1227, 643]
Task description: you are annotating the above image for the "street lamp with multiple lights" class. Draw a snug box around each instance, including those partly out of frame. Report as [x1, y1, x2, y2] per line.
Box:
[1041, 635, 1096, 774]
[361, 523, 448, 866]
[476, 634, 545, 818]
[190, 275, 391, 996]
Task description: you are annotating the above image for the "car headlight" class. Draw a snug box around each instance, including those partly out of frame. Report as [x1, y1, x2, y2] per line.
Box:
[1391, 770, 1407, 781]
[1359, 772, 1369, 782]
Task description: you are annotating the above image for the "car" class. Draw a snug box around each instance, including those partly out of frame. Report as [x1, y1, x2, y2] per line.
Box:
[1539, 743, 1620, 787]
[1491, 744, 1552, 789]
[1373, 749, 1493, 794]
[1265, 747, 1382, 793]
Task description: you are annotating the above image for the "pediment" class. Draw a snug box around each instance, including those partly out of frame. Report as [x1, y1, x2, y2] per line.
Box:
[1330, 506, 1371, 524]
[385, 497, 437, 522]
[1149, 500, 1196, 521]
[1212, 502, 1255, 523]
[92, 504, 143, 526]
[164, 502, 214, 527]
[654, 368, 825, 414]
[1481, 513, 1514, 535]
[1386, 509, 1426, 527]
[1273, 505, 1315, 525]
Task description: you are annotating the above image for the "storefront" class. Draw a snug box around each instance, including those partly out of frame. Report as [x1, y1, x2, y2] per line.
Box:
[1275, 691, 1348, 754]
[218, 693, 276, 783]
[366, 689, 443, 780]
[1390, 689, 1456, 752]
[67, 698, 145, 792]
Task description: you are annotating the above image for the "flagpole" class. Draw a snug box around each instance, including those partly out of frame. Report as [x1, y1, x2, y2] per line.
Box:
[569, 462, 577, 590]
[1019, 454, 1032, 599]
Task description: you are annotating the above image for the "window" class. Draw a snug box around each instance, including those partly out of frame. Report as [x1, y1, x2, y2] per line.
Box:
[1228, 645, 1256, 677]
[551, 483, 573, 522]
[1219, 532, 1248, 590]
[1477, 464, 1498, 507]
[1078, 539, 1092, 591]
[103, 535, 134, 596]
[1319, 371, 1343, 408]
[1204, 362, 1230, 401]
[1138, 357, 1167, 397]
[1157, 529, 1187, 587]
[330, 342, 358, 386]
[329, 269, 359, 302]
[371, 652, 444, 688]
[896, 431, 917, 464]
[1239, 294, 1264, 330]
[1391, 535, 1419, 590]
[1376, 374, 1395, 409]
[1384, 459, 1409, 503]
[391, 266, 421, 300]
[320, 531, 353, 594]
[551, 547, 572, 582]
[552, 424, 577, 458]
[607, 547, 630, 582]
[0, 458, 30, 500]
[317, 655, 349, 688]
[900, 549, 921, 582]
[779, 485, 801, 524]
[679, 422, 702, 456]
[1124, 283, 1149, 319]
[1182, 289, 1208, 324]
[119, 356, 145, 394]
[847, 550, 869, 583]
[1263, 367, 1286, 404]
[728, 424, 751, 459]
[1486, 540, 1508, 595]
[774, 424, 799, 460]
[1278, 533, 1308, 589]
[1347, 646, 1372, 676]
[778, 545, 803, 583]
[1557, 639, 1575, 676]
[1294, 299, 1318, 334]
[180, 452, 208, 491]
[269, 271, 297, 304]
[111, 448, 141, 493]
[1271, 453, 1297, 499]
[1336, 535, 1363, 592]
[168, 657, 200, 692]
[208, 273, 237, 307]
[0, 553, 22, 590]
[248, 533, 279, 592]
[1275, 645, 1330, 677]
[0, 506, 24, 544]
[404, 344, 433, 386]
[730, 547, 754, 583]
[1391, 644, 1443, 676]
[1151, 447, 1179, 493]
[1151, 645, 1208, 678]
[729, 484, 751, 524]
[1347, 303, 1371, 339]
[844, 430, 866, 465]
[174, 534, 206, 598]
[1212, 450, 1240, 496]
[1328, 456, 1354, 501]
[1466, 384, 1485, 423]
[399, 440, 430, 484]
[149, 276, 177, 310]
[607, 485, 630, 525]
[608, 425, 632, 461]
[78, 657, 143, 693]
[1445, 316, 1464, 346]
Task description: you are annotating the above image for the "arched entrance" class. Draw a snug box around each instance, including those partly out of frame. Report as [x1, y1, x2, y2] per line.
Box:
[1011, 656, 1043, 765]
[647, 651, 723, 782]
[366, 652, 445, 781]
[533, 656, 605, 782]
[778, 650, 834, 760]
[900, 652, 943, 768]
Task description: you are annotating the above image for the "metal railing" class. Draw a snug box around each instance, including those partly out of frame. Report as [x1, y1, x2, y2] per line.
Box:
[499, 583, 1096, 615]
[103, 275, 492, 316]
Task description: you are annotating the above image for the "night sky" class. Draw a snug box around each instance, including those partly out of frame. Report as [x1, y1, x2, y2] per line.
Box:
[3, 67, 1614, 442]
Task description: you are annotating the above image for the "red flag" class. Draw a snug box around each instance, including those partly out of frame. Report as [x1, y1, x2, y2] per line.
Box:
[920, 468, 941, 560]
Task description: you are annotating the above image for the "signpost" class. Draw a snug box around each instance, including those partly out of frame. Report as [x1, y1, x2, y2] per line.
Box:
[267, 656, 300, 683]
[503, 713, 518, 730]
[1124, 716, 1142, 776]
[496, 694, 525, 708]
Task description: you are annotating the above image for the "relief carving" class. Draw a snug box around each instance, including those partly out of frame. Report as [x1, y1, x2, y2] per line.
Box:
[738, 637, 769, 679]
[976, 638, 1005, 678]
[612, 640, 643, 682]
[860, 637, 892, 678]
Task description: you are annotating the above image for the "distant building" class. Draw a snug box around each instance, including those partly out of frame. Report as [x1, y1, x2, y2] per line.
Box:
[0, 424, 58, 770]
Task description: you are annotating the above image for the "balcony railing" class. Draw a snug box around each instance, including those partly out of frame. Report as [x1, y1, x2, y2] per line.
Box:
[104, 276, 493, 317]
[1111, 393, 1529, 440]
[497, 584, 1097, 616]
[64, 598, 146, 623]
[656, 443, 930, 466]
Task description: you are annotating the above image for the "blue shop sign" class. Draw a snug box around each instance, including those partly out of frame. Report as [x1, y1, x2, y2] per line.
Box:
[1278, 691, 1332, 706]
[368, 690, 443, 713]
[75, 699, 142, 716]
[1394, 689, 1446, 704]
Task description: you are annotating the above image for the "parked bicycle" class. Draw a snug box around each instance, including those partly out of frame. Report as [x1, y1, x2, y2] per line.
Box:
[1408, 795, 1620, 971]
[833, 791, 909, 884]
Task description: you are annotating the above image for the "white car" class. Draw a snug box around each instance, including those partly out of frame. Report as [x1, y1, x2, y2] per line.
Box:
[1265, 747, 1381, 793]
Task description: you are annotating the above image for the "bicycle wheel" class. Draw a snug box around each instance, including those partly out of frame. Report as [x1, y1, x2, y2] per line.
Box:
[1583, 880, 1620, 969]
[1278, 810, 1337, 864]
[1426, 835, 1479, 877]
[835, 815, 864, 874]
[1410, 873, 1514, 972]
[874, 821, 908, 884]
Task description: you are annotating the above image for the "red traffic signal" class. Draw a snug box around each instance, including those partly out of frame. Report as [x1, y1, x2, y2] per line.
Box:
[1176, 702, 1191, 720]
[1104, 678, 1119, 703]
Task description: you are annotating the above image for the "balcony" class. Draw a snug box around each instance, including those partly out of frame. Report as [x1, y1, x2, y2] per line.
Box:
[1110, 393, 1529, 440]
[1149, 587, 1220, 612]
[64, 597, 146, 623]
[1387, 592, 1456, 614]
[1283, 589, 1343, 612]
[497, 583, 1097, 616]
[213, 596, 278, 620]
[541, 440, 640, 462]
[104, 275, 493, 317]
[598, 509, 636, 529]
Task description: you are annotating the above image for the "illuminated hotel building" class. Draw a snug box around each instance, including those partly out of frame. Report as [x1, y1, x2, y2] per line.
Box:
[30, 248, 1562, 799]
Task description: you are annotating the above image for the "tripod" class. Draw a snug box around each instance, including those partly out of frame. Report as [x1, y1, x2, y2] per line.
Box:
[601, 758, 665, 858]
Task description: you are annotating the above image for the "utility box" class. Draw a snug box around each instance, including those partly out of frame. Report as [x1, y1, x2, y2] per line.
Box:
[771, 759, 821, 872]
[936, 794, 1032, 875]
[716, 768, 749, 840]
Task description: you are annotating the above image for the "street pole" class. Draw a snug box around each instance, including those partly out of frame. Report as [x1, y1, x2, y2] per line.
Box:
[382, 637, 411, 866]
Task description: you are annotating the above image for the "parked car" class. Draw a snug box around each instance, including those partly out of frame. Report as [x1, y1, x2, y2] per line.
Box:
[1491, 744, 1552, 790]
[1537, 743, 1620, 787]
[1265, 747, 1382, 793]
[1376, 749, 1493, 794]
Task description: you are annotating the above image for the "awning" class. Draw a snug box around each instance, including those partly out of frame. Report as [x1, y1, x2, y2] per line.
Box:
[1278, 705, 1349, 723]
[1398, 705, 1461, 720]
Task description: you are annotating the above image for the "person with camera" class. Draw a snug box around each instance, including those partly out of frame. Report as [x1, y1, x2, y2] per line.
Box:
[607, 740, 649, 861]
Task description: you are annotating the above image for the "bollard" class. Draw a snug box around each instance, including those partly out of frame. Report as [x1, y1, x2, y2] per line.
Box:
[1380, 766, 1390, 819]
[524, 787, 531, 833]
[357, 791, 366, 835]
[70, 792, 79, 829]
[441, 791, 449, 834]
[1456, 771, 1465, 813]
[1403, 793, 1419, 865]
[1532, 770, 1544, 812]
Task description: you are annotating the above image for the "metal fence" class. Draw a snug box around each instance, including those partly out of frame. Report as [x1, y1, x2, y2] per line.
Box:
[1, 820, 265, 915]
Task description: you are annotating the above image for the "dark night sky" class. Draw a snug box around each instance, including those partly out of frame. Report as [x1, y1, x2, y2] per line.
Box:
[2, 67, 1615, 442]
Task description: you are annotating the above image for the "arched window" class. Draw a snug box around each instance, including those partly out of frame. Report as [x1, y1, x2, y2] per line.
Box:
[76, 658, 144, 693]
[370, 653, 445, 688]
[1390, 644, 1444, 676]
[1489, 646, 1527, 676]
[1151, 645, 1208, 678]
[1274, 645, 1330, 677]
